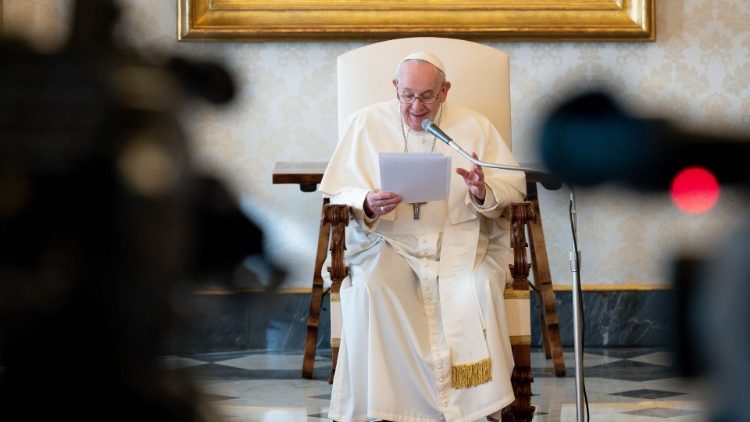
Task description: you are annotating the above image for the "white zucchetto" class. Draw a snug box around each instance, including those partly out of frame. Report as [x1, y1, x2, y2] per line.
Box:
[397, 51, 446, 75]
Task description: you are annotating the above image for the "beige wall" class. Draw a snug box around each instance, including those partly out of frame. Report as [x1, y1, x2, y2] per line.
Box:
[4, 0, 748, 288]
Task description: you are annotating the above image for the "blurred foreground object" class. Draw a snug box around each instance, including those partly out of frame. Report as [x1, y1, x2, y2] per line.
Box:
[539, 91, 750, 421]
[540, 91, 750, 191]
[0, 0, 280, 419]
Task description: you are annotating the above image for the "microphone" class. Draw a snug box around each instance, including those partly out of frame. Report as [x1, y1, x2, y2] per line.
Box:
[422, 119, 454, 145]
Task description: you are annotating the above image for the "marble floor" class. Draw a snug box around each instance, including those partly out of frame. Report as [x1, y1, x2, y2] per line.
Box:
[165, 347, 709, 422]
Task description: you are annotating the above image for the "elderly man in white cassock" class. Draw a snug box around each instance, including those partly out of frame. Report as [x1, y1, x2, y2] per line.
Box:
[320, 51, 527, 422]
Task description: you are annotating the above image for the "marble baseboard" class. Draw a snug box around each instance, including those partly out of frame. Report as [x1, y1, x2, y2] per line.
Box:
[529, 289, 677, 348]
[170, 289, 676, 354]
[171, 292, 331, 355]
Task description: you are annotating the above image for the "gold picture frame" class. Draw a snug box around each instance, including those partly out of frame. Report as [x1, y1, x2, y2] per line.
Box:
[178, 0, 654, 42]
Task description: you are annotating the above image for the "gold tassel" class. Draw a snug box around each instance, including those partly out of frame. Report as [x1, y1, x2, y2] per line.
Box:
[451, 358, 492, 389]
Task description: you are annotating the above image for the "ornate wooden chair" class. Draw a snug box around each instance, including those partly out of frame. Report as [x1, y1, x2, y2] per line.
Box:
[306, 37, 565, 421]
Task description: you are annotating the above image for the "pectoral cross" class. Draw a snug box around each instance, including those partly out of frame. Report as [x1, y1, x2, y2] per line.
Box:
[411, 202, 426, 220]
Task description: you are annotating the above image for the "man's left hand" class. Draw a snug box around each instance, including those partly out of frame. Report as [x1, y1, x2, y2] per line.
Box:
[456, 152, 486, 201]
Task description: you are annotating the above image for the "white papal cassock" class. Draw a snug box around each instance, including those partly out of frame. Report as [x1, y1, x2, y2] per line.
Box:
[320, 100, 526, 422]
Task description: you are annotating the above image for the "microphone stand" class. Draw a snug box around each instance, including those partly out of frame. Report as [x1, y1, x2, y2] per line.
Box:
[569, 188, 586, 422]
[425, 119, 587, 421]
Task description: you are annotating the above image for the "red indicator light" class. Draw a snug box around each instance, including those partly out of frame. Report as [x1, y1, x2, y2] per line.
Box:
[670, 166, 720, 214]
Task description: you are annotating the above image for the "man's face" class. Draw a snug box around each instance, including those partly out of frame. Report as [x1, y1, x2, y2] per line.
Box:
[393, 60, 451, 132]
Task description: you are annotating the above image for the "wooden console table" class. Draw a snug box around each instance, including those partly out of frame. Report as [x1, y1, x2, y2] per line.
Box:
[272, 161, 567, 380]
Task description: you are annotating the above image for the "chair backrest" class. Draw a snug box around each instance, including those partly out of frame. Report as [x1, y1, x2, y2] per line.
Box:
[337, 37, 512, 150]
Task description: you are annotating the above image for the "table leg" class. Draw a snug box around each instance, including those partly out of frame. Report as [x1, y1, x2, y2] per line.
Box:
[302, 199, 331, 379]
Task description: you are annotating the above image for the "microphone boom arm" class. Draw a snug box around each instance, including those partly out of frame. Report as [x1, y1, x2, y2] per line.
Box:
[422, 118, 550, 179]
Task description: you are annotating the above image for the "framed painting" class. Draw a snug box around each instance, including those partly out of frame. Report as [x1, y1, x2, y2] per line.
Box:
[178, 0, 655, 42]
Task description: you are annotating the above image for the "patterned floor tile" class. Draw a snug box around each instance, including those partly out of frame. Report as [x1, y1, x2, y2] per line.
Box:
[180, 348, 706, 422]
[204, 393, 239, 402]
[186, 362, 332, 381]
[611, 389, 686, 400]
[623, 407, 701, 418]
[182, 350, 272, 363]
[212, 406, 331, 422]
[584, 359, 678, 382]
[213, 353, 331, 371]
[202, 379, 332, 408]
[583, 347, 665, 359]
[531, 350, 622, 374]
[628, 351, 673, 367]
[161, 355, 209, 369]
[639, 377, 706, 399]
[555, 401, 704, 422]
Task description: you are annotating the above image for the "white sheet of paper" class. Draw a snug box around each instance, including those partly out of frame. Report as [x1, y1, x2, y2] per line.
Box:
[379, 153, 451, 203]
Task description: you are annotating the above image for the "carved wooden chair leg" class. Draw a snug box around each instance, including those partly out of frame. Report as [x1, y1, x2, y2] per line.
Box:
[302, 198, 332, 379]
[506, 202, 536, 422]
[324, 204, 349, 384]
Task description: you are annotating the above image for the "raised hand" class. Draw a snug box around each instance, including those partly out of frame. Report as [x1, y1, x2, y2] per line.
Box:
[455, 152, 486, 201]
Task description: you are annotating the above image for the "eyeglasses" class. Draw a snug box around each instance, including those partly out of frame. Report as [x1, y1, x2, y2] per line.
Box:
[397, 91, 441, 105]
